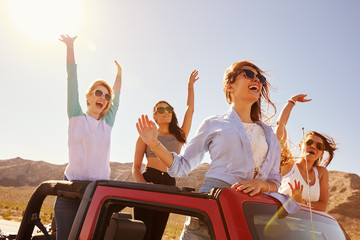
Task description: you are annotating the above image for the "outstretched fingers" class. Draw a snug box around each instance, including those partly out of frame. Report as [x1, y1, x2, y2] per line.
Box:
[293, 93, 312, 103]
[189, 70, 199, 84]
[136, 115, 147, 133]
[59, 34, 77, 44]
[136, 115, 158, 145]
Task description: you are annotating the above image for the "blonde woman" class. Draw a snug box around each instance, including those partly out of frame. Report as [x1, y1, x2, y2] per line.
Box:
[54, 34, 122, 240]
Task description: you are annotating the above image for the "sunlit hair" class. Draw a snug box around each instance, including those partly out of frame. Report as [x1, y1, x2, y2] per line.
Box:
[86, 80, 114, 119]
[280, 141, 296, 166]
[280, 131, 337, 167]
[222, 60, 276, 122]
[153, 100, 186, 143]
[301, 131, 337, 168]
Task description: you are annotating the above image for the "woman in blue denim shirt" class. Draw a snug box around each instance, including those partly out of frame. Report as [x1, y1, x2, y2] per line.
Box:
[136, 61, 282, 239]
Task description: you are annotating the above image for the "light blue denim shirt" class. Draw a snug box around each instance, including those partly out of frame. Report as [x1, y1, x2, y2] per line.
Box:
[168, 107, 282, 188]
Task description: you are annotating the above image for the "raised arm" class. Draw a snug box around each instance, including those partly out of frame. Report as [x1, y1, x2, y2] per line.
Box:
[136, 115, 174, 168]
[181, 70, 199, 139]
[60, 34, 83, 118]
[275, 94, 312, 145]
[113, 60, 122, 94]
[59, 34, 77, 63]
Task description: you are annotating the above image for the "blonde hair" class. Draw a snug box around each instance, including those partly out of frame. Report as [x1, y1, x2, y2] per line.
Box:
[86, 80, 114, 119]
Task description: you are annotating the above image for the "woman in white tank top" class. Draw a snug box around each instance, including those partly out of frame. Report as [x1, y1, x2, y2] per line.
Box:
[276, 93, 337, 212]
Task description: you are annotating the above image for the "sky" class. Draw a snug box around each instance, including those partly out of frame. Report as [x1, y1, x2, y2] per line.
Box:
[1, 0, 359, 177]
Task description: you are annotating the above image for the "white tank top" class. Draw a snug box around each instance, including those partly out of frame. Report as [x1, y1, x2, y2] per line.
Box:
[279, 164, 320, 202]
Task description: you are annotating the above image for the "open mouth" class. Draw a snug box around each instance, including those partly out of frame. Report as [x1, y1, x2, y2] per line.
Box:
[96, 101, 104, 109]
[307, 149, 316, 155]
[249, 85, 259, 92]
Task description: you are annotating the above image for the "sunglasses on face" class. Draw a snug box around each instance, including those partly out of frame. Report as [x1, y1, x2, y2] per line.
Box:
[155, 106, 173, 114]
[92, 89, 111, 101]
[305, 139, 325, 151]
[234, 69, 266, 85]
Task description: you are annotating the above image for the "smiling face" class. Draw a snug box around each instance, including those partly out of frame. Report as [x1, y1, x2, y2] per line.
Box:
[86, 80, 113, 119]
[227, 66, 263, 105]
[88, 85, 110, 111]
[300, 134, 325, 163]
[153, 102, 173, 125]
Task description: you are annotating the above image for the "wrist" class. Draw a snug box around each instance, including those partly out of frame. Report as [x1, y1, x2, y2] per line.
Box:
[264, 181, 270, 192]
[149, 140, 161, 151]
[288, 99, 296, 105]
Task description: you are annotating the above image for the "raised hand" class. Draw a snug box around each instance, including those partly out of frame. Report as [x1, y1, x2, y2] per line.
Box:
[136, 115, 158, 147]
[290, 93, 312, 103]
[59, 34, 77, 46]
[189, 70, 199, 85]
[114, 60, 122, 75]
[288, 180, 304, 203]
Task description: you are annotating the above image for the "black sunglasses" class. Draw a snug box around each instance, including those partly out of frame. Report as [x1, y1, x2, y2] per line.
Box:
[155, 106, 173, 114]
[305, 139, 325, 151]
[93, 89, 111, 101]
[234, 69, 266, 85]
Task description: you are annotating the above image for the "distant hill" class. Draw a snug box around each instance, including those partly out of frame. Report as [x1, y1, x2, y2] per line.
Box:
[0, 157, 359, 238]
[0, 157, 207, 189]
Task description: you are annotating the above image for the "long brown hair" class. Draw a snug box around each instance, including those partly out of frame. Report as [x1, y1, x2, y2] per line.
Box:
[153, 101, 186, 143]
[222, 60, 276, 122]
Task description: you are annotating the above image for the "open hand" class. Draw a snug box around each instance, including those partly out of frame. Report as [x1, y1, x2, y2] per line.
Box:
[136, 115, 158, 146]
[288, 180, 304, 203]
[59, 34, 77, 46]
[290, 93, 312, 103]
[189, 70, 199, 85]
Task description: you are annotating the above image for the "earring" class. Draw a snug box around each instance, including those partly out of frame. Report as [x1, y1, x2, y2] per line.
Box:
[226, 84, 232, 92]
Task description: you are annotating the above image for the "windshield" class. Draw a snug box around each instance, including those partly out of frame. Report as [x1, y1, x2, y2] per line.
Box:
[243, 202, 349, 240]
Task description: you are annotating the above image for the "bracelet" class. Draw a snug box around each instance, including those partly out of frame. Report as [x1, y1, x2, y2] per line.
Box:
[288, 99, 296, 105]
[151, 141, 161, 151]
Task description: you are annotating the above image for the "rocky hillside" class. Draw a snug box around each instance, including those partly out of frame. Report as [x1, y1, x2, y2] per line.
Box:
[0, 157, 359, 238]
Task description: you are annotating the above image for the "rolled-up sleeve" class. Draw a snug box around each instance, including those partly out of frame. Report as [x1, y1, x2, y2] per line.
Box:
[168, 119, 212, 178]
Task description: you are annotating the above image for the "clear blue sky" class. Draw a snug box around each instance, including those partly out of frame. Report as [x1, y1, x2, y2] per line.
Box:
[1, 0, 359, 176]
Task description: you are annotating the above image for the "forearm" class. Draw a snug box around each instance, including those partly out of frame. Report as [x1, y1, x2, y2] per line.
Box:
[186, 83, 195, 111]
[148, 141, 174, 168]
[277, 100, 295, 126]
[308, 200, 327, 212]
[275, 100, 295, 143]
[132, 167, 147, 183]
[113, 73, 122, 93]
[66, 63, 82, 118]
[66, 44, 75, 63]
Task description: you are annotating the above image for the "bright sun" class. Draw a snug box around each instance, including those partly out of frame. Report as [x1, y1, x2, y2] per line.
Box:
[6, 0, 83, 43]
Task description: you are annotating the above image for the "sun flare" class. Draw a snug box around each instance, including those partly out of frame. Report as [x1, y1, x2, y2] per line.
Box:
[6, 0, 83, 43]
